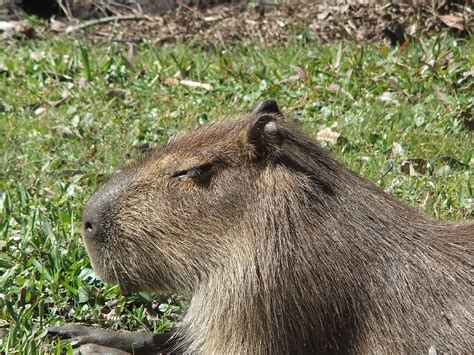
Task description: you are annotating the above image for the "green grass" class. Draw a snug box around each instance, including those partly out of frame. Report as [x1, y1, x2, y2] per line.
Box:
[1, 32, 472, 352]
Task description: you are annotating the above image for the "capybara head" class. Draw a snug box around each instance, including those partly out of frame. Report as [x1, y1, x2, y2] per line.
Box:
[82, 100, 311, 293]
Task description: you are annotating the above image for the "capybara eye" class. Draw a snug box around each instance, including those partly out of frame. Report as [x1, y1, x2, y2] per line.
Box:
[171, 169, 189, 179]
[188, 163, 212, 178]
[172, 163, 213, 181]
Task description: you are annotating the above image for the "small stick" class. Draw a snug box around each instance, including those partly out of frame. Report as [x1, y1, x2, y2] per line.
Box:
[65, 15, 153, 34]
[57, 0, 72, 20]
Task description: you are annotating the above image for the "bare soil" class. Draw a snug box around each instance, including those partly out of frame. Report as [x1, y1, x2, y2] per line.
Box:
[1, 1, 472, 45]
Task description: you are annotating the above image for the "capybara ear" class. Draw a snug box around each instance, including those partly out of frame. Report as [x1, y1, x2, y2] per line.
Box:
[248, 99, 285, 155]
[247, 113, 284, 157]
[253, 99, 281, 115]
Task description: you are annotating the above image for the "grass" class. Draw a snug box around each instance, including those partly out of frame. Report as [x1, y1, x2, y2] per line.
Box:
[0, 31, 472, 353]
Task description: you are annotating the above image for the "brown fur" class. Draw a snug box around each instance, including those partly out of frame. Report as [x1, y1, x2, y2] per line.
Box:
[82, 103, 473, 354]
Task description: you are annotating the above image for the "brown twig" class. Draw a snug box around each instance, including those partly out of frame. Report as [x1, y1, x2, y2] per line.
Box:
[103, 4, 122, 17]
[65, 14, 153, 34]
[176, 0, 200, 16]
[108, 1, 142, 14]
[91, 0, 110, 17]
[57, 0, 73, 20]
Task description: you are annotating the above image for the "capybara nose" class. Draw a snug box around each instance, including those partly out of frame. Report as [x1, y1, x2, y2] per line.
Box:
[83, 217, 98, 241]
[82, 177, 126, 243]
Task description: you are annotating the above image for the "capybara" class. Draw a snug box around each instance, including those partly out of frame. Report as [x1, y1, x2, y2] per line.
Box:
[49, 100, 473, 354]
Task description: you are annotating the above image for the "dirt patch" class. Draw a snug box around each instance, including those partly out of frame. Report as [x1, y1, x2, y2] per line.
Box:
[1, 1, 472, 45]
[77, 2, 473, 45]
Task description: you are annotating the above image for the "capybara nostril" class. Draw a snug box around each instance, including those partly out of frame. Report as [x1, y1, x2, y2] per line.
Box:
[83, 219, 97, 241]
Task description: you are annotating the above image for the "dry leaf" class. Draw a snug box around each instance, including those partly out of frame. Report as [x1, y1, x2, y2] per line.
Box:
[338, 4, 350, 13]
[125, 43, 136, 68]
[30, 51, 43, 61]
[434, 89, 449, 102]
[34, 107, 47, 117]
[379, 91, 399, 105]
[49, 90, 71, 107]
[401, 159, 428, 176]
[61, 90, 71, 100]
[391, 142, 405, 158]
[50, 19, 66, 32]
[406, 23, 418, 36]
[327, 83, 354, 101]
[0, 21, 26, 32]
[52, 125, 74, 137]
[164, 77, 180, 86]
[277, 65, 307, 84]
[103, 308, 120, 322]
[144, 307, 162, 322]
[334, 42, 342, 70]
[316, 127, 340, 145]
[0, 20, 34, 39]
[379, 92, 393, 102]
[203, 16, 220, 22]
[460, 68, 474, 84]
[179, 80, 212, 91]
[317, 10, 331, 21]
[387, 76, 401, 90]
[78, 78, 90, 90]
[290, 65, 307, 81]
[438, 15, 464, 31]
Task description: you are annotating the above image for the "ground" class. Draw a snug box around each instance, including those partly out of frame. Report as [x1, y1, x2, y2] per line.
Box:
[0, 2, 473, 353]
